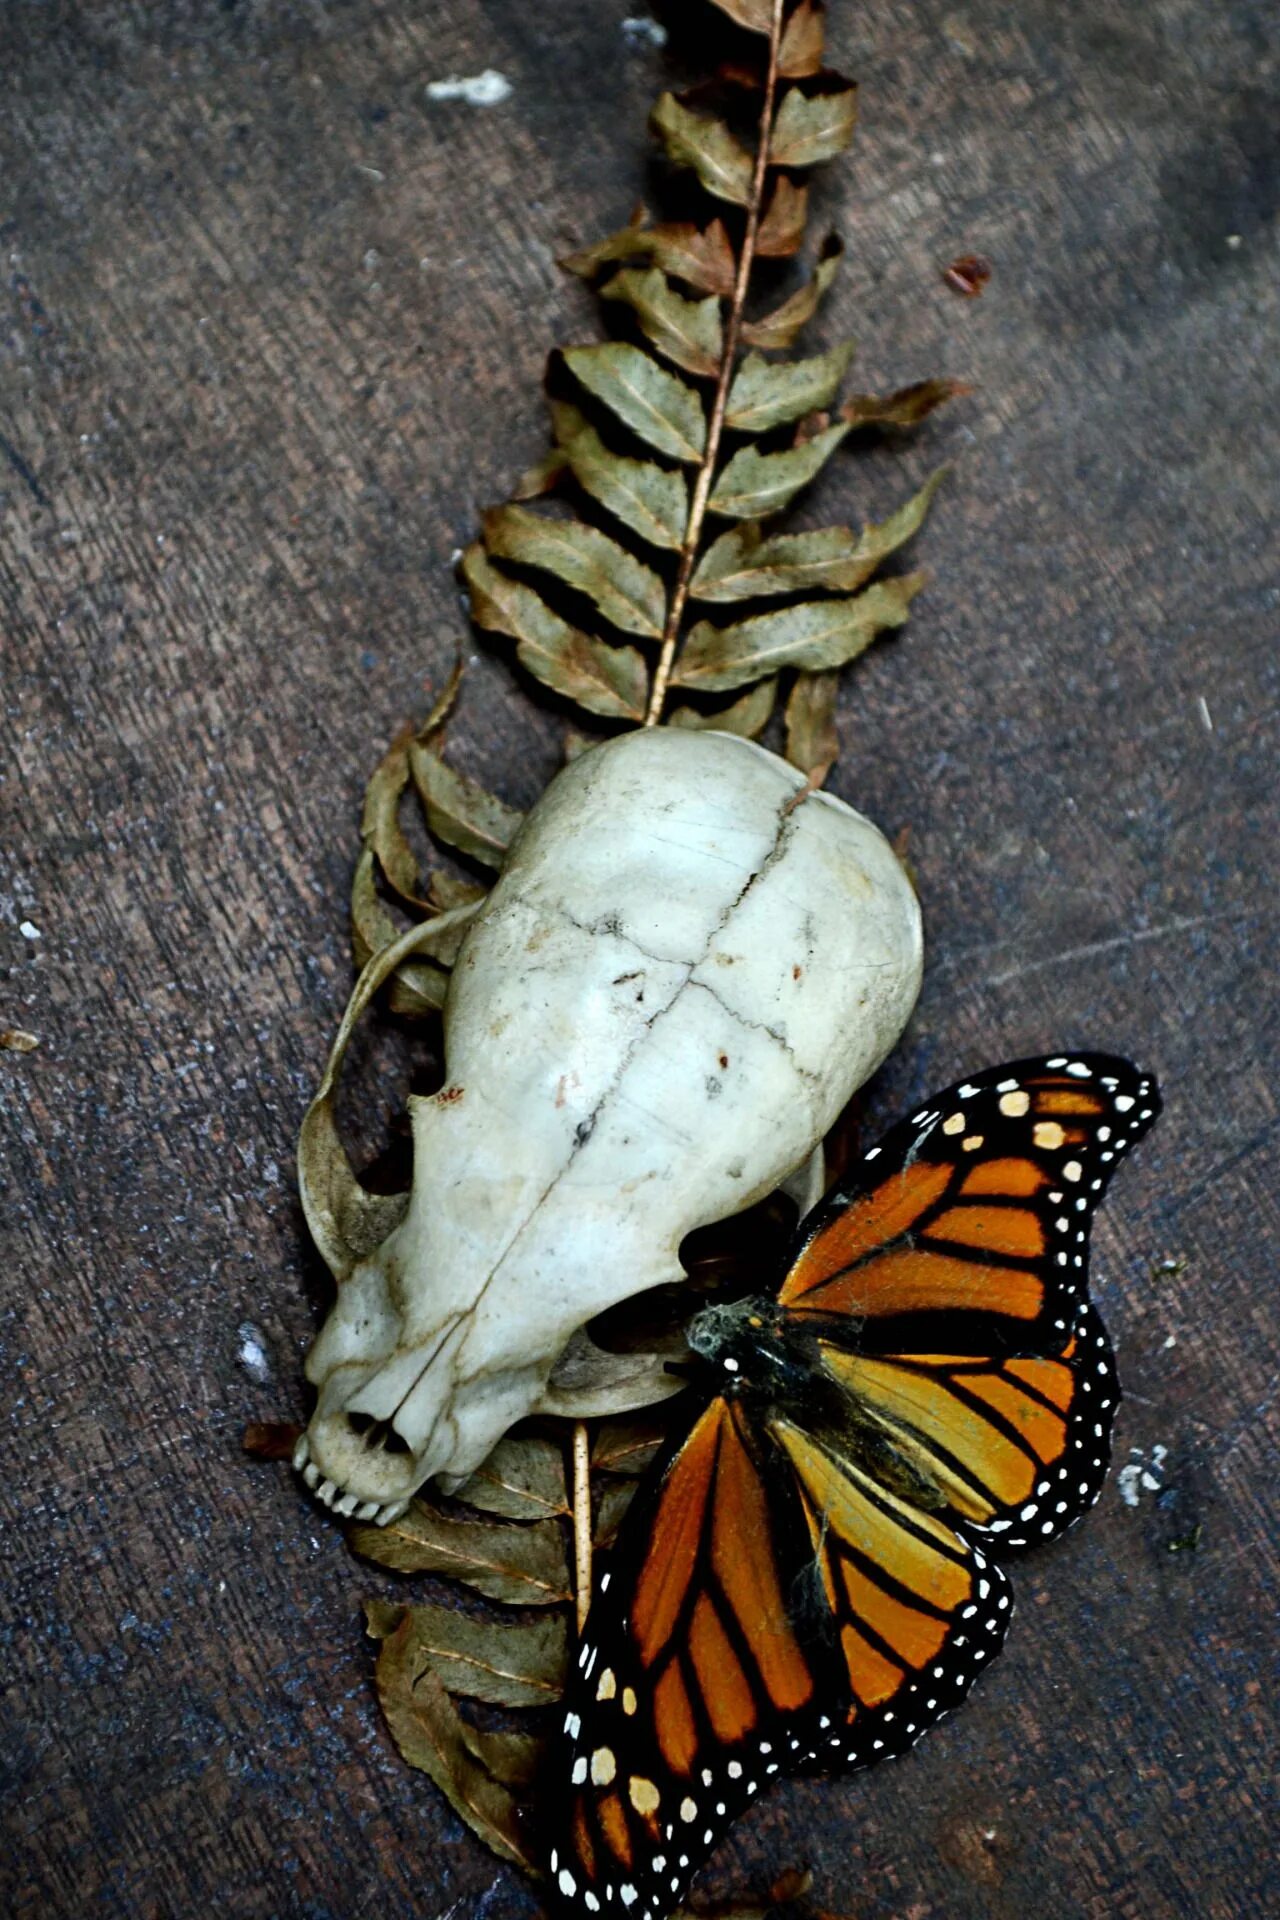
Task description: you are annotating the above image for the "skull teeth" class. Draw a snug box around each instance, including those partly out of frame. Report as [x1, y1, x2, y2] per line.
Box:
[293, 1433, 408, 1526]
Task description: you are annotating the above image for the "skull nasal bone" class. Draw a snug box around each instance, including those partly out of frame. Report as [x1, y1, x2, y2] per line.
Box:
[345, 1411, 412, 1455]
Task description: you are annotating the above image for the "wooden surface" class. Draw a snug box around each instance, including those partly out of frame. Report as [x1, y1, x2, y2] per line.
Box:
[2, 3, 1276, 1916]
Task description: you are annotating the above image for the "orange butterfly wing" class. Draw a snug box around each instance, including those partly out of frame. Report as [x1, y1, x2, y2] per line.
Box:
[780, 1054, 1159, 1344]
[552, 1396, 1009, 1920]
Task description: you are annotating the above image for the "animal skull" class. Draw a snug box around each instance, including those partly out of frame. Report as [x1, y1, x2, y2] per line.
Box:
[295, 728, 922, 1523]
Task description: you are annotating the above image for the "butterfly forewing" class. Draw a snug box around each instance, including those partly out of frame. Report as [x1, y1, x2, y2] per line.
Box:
[780, 1053, 1160, 1347]
[552, 1397, 838, 1920]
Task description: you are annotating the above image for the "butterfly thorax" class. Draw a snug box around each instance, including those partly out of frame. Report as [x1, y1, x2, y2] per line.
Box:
[686, 1292, 949, 1513]
[685, 1293, 813, 1393]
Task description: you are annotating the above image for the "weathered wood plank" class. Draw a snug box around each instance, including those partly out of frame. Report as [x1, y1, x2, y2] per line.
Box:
[1, 3, 1275, 1916]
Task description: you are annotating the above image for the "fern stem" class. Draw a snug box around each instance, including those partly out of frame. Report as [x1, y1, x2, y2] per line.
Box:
[571, 1419, 592, 1633]
[644, 0, 786, 727]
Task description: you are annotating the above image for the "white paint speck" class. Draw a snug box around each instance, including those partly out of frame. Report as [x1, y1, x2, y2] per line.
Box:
[238, 1322, 271, 1384]
[19, 920, 41, 940]
[1117, 1443, 1169, 1508]
[622, 15, 667, 46]
[426, 70, 512, 107]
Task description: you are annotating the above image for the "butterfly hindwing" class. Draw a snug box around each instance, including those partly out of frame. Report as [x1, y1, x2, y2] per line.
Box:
[816, 1297, 1120, 1550]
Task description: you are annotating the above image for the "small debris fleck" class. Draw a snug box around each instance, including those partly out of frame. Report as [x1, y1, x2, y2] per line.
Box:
[1117, 1443, 1168, 1509]
[1225, 233, 1242, 251]
[0, 1028, 40, 1053]
[1151, 1253, 1188, 1281]
[18, 920, 41, 940]
[243, 1420, 303, 1460]
[1167, 1523, 1203, 1554]
[426, 70, 512, 107]
[238, 1322, 272, 1384]
[1197, 695, 1213, 733]
[622, 15, 667, 46]
[942, 253, 993, 297]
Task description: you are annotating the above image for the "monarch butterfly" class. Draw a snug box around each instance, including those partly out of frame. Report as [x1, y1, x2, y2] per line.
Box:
[549, 1053, 1160, 1920]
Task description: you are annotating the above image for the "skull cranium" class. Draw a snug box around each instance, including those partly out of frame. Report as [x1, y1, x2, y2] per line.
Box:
[295, 728, 921, 1522]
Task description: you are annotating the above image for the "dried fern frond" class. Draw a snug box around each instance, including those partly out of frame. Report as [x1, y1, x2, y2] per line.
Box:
[296, 0, 962, 1870]
[468, 0, 960, 755]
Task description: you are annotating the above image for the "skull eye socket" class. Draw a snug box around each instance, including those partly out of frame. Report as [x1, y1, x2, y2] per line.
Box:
[345, 1411, 413, 1456]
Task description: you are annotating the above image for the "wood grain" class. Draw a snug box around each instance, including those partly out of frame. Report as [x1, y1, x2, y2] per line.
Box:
[1, 3, 1276, 1916]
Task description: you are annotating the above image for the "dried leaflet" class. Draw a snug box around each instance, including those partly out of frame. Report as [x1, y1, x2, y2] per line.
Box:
[350, 1498, 573, 1606]
[785, 668, 840, 784]
[668, 678, 778, 738]
[674, 574, 925, 692]
[371, 1609, 538, 1870]
[454, 1432, 571, 1522]
[367, 1600, 569, 1708]
[601, 266, 724, 378]
[482, 503, 666, 639]
[408, 732, 525, 869]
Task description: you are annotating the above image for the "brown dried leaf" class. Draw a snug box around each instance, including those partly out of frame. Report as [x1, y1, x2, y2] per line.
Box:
[563, 342, 707, 464]
[725, 340, 854, 433]
[407, 733, 524, 870]
[692, 469, 945, 601]
[784, 668, 839, 785]
[561, 216, 736, 297]
[350, 848, 449, 1016]
[350, 1499, 573, 1607]
[366, 1599, 569, 1709]
[842, 377, 969, 429]
[770, 76, 859, 168]
[562, 725, 599, 764]
[651, 92, 754, 206]
[741, 233, 842, 350]
[482, 503, 666, 640]
[708, 420, 850, 519]
[707, 0, 774, 31]
[430, 870, 489, 911]
[511, 446, 569, 500]
[646, 219, 737, 296]
[551, 400, 689, 552]
[360, 734, 422, 902]
[602, 266, 724, 379]
[454, 1433, 571, 1523]
[674, 574, 926, 692]
[780, 0, 826, 77]
[372, 1612, 537, 1870]
[756, 176, 809, 257]
[594, 1477, 639, 1553]
[462, 543, 648, 722]
[0, 1027, 39, 1053]
[668, 678, 778, 739]
[242, 1420, 302, 1460]
[590, 1414, 669, 1477]
[418, 655, 465, 742]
